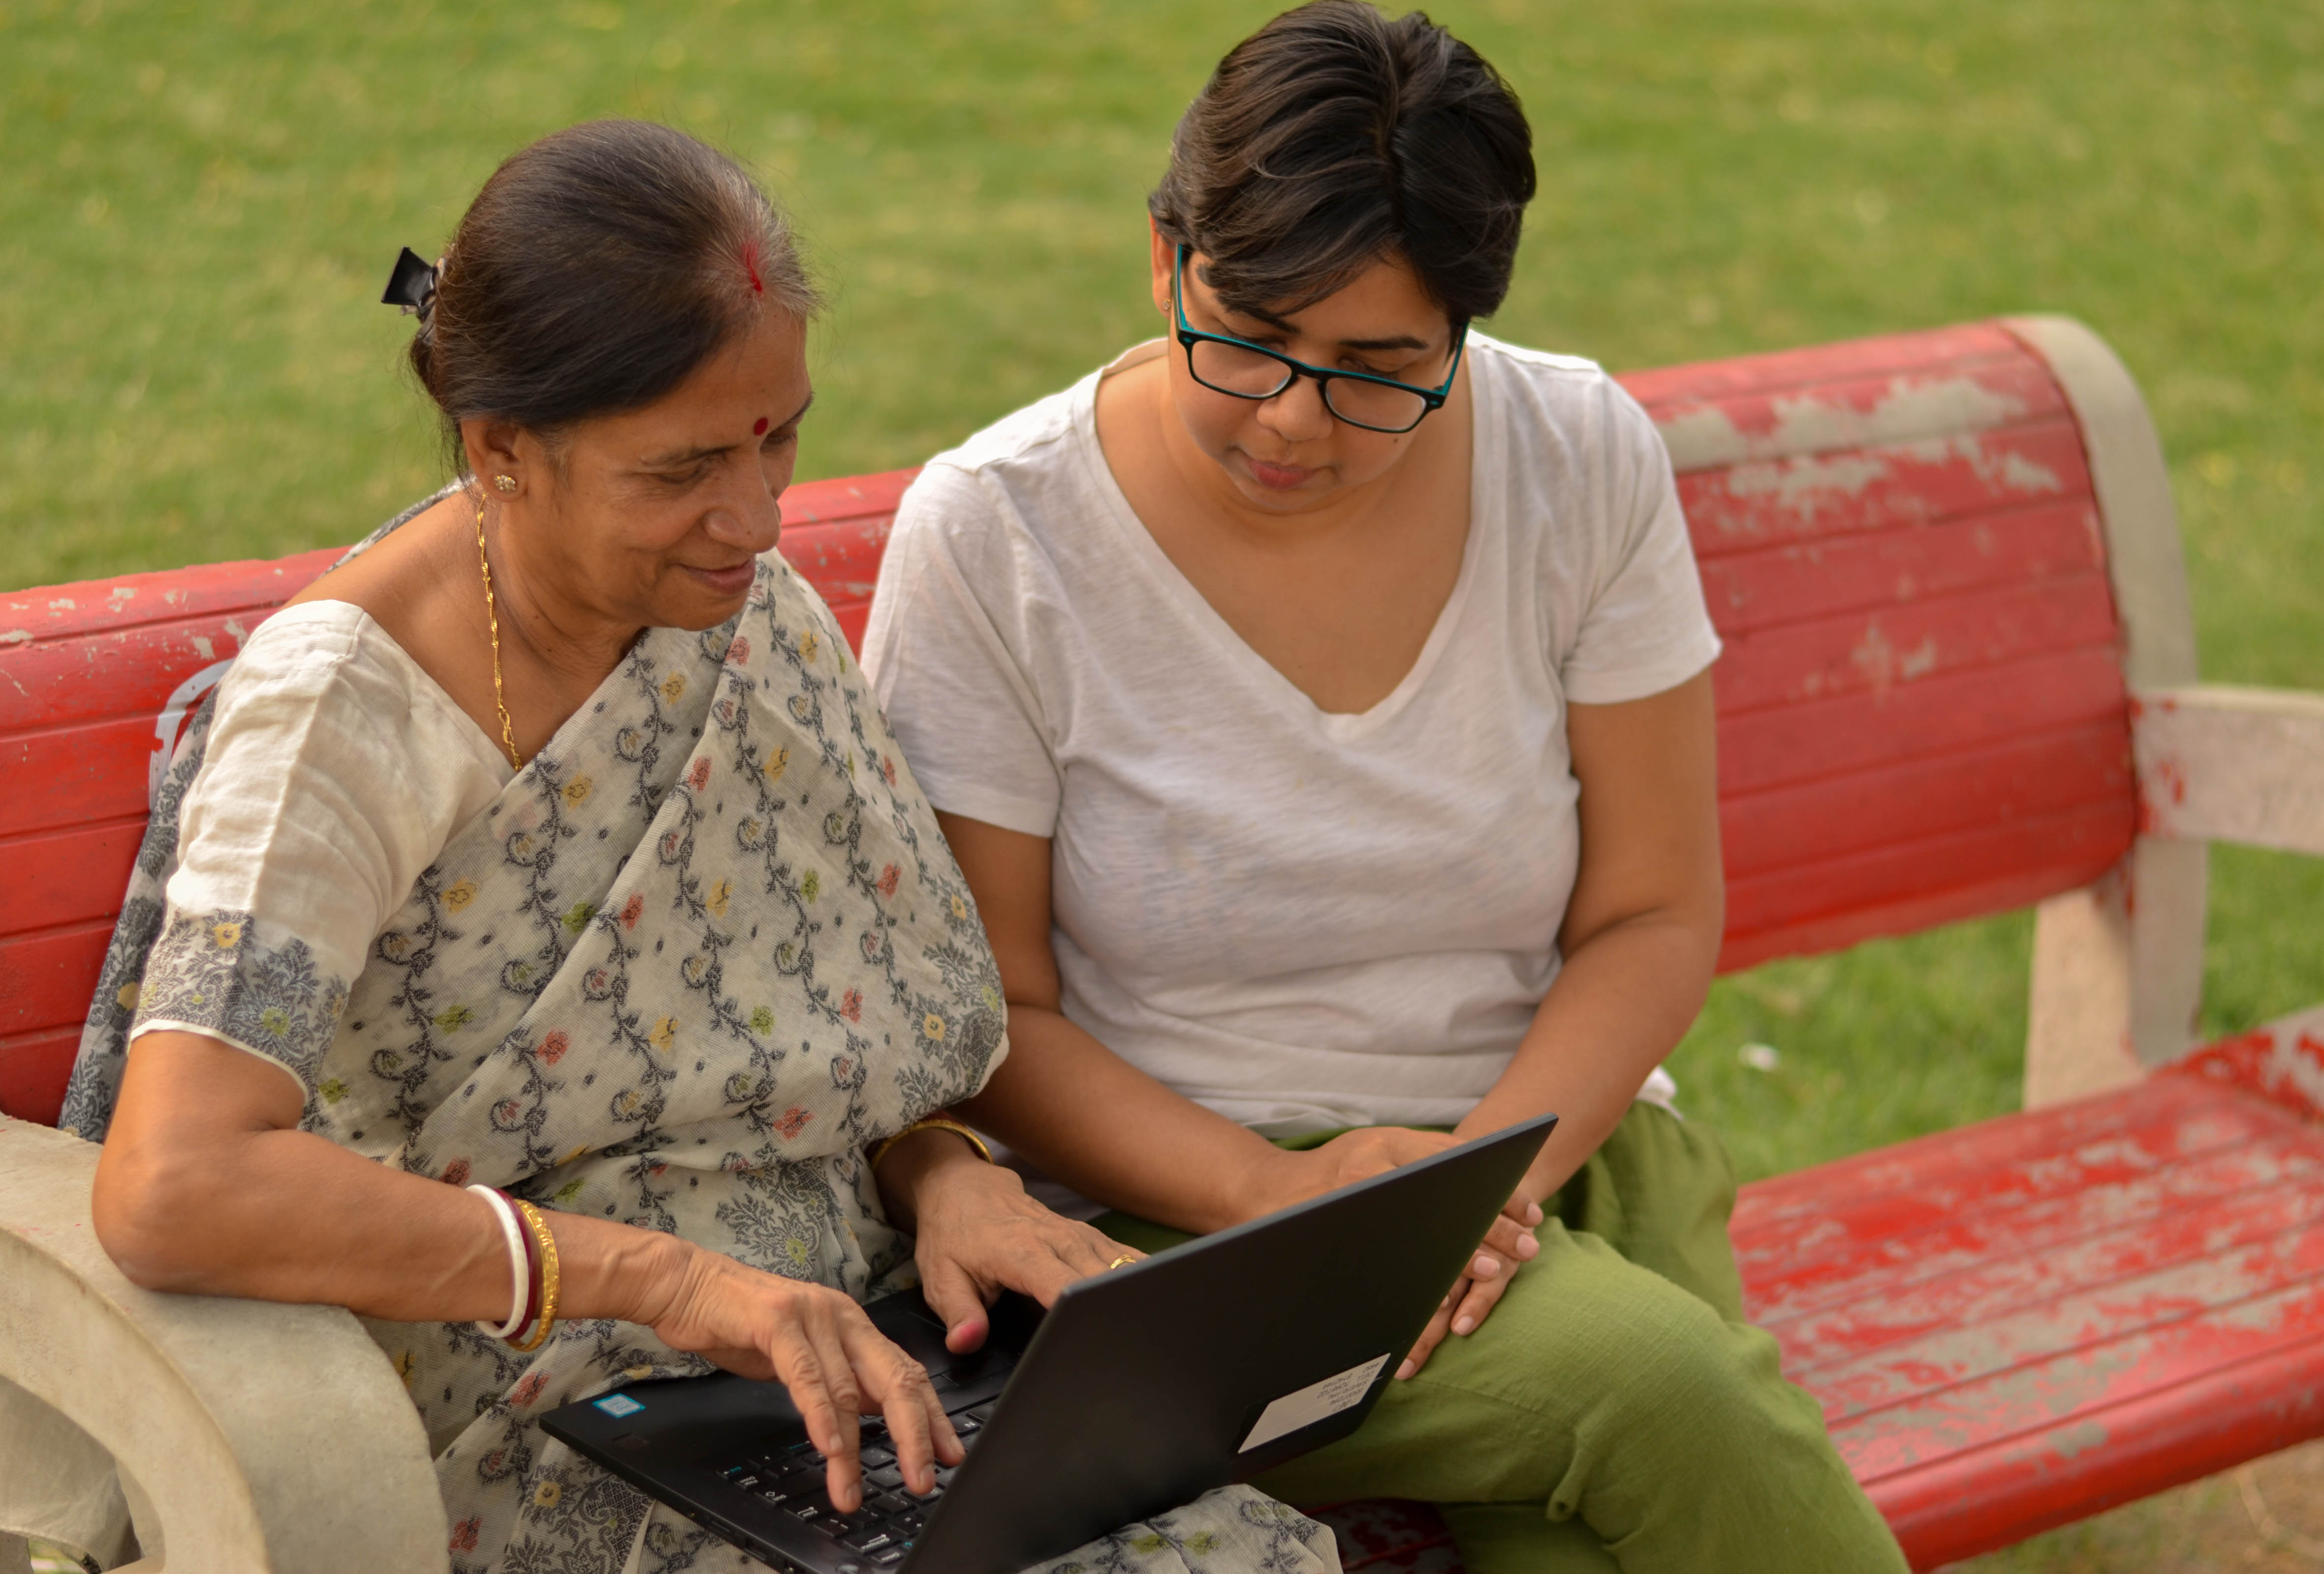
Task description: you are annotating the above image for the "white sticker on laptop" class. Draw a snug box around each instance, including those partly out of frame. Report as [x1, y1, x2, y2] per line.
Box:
[1237, 1354, 1392, 1453]
[594, 1393, 645, 1418]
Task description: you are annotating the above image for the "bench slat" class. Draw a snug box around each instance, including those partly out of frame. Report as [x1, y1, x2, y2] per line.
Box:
[1720, 723, 2131, 879]
[0, 549, 346, 643]
[1862, 1327, 2324, 1569]
[1725, 798, 2130, 947]
[0, 819, 147, 939]
[1770, 1112, 2316, 1337]
[1716, 646, 2129, 797]
[1647, 354, 2069, 473]
[1776, 1157, 2324, 1376]
[0, 616, 264, 732]
[0, 1028, 81, 1129]
[1713, 574, 2120, 715]
[1622, 321, 2029, 409]
[1823, 1229, 2324, 1428]
[1717, 862, 2124, 978]
[0, 715, 172, 841]
[1677, 419, 2093, 556]
[0, 921, 114, 1041]
[1700, 502, 2104, 640]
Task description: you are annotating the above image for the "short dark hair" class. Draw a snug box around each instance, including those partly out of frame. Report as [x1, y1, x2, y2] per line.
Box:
[409, 120, 817, 466]
[1149, 2, 1534, 324]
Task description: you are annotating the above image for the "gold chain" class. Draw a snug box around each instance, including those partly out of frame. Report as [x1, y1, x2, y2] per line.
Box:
[474, 494, 521, 770]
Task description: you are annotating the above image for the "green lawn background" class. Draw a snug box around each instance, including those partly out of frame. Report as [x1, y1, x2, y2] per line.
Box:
[4, 3, 2323, 1558]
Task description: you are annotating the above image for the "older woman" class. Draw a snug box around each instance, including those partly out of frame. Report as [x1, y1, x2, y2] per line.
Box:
[863, 6, 1910, 1572]
[58, 122, 1325, 1574]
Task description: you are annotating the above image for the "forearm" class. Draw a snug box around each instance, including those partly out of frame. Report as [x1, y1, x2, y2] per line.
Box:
[94, 1032, 686, 1326]
[1455, 909, 1717, 1202]
[955, 1002, 1286, 1235]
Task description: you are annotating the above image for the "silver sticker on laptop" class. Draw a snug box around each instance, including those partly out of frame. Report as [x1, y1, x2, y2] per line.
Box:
[1237, 1354, 1392, 1453]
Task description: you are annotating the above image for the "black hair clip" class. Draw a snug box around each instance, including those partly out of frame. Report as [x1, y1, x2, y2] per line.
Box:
[382, 247, 439, 317]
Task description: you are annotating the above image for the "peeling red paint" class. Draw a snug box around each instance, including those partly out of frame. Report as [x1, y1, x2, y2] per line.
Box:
[2168, 1009, 2324, 1123]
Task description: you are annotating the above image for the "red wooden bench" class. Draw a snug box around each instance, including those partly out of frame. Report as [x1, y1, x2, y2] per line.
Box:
[5, 317, 2323, 1571]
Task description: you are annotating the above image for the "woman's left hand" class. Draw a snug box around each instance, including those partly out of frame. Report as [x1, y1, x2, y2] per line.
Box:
[874, 1126, 1144, 1353]
[1395, 1181, 1545, 1379]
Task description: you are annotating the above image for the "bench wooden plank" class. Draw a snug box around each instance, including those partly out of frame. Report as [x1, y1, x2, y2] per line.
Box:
[0, 716, 169, 840]
[1621, 322, 2030, 409]
[1677, 420, 2094, 554]
[1748, 1120, 2310, 1327]
[1725, 799, 2130, 944]
[1720, 724, 2131, 879]
[1734, 1081, 2264, 1243]
[0, 820, 146, 938]
[1863, 1329, 2324, 1568]
[1773, 1164, 2324, 1375]
[1645, 354, 2069, 472]
[1737, 1078, 2224, 1221]
[0, 1028, 80, 1127]
[0, 548, 344, 643]
[0, 617, 264, 732]
[1713, 577, 2120, 715]
[1715, 647, 2129, 796]
[0, 921, 114, 1041]
[1699, 503, 2105, 638]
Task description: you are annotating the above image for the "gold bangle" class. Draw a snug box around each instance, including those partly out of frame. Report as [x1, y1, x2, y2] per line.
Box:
[869, 1116, 994, 1172]
[509, 1198, 561, 1352]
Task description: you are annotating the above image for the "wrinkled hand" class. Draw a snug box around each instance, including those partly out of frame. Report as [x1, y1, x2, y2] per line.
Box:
[1266, 1128, 1543, 1379]
[893, 1143, 1145, 1352]
[640, 1243, 961, 1513]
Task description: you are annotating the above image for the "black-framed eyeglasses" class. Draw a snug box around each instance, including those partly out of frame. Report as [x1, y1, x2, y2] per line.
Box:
[1171, 246, 1467, 435]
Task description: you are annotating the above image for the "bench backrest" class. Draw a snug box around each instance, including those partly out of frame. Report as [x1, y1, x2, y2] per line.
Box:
[0, 320, 2155, 1125]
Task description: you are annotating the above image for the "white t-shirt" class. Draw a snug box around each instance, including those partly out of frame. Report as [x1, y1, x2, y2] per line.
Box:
[137, 601, 513, 1073]
[863, 334, 1719, 1137]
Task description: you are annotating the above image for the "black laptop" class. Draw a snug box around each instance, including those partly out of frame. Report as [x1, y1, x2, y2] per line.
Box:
[544, 1113, 1555, 1574]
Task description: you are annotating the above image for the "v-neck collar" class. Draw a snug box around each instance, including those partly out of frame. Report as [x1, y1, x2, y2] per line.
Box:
[1073, 339, 1497, 744]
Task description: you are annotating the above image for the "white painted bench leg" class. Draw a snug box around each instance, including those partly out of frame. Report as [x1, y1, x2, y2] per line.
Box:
[2026, 837, 2207, 1108]
[2007, 316, 2211, 1110]
[0, 1117, 447, 1573]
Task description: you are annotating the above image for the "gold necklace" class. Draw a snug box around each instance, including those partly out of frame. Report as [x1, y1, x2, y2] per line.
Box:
[474, 494, 521, 770]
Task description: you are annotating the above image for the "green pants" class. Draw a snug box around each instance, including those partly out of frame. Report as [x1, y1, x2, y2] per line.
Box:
[1094, 1105, 1907, 1574]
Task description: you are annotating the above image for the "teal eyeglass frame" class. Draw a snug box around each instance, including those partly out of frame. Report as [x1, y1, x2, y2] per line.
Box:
[1171, 246, 1467, 434]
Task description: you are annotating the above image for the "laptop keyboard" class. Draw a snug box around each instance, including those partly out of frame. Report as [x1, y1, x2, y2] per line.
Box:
[718, 1403, 991, 1567]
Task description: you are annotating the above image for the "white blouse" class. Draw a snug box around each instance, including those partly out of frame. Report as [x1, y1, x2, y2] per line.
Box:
[134, 600, 512, 1076]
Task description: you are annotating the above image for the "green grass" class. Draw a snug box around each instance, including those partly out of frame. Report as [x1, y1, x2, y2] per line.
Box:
[3, 5, 2321, 1562]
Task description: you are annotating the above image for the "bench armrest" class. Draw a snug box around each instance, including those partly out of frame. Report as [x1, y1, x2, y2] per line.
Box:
[2134, 684, 2324, 857]
[0, 1116, 446, 1574]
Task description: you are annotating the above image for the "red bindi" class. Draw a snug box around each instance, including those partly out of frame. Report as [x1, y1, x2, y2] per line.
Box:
[753, 416, 769, 436]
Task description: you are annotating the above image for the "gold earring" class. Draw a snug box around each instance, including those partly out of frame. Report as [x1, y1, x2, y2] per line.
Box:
[493, 474, 517, 494]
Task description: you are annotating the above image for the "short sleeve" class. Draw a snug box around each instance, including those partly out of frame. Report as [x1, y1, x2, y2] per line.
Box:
[1557, 380, 1723, 705]
[131, 607, 507, 1099]
[862, 464, 1066, 837]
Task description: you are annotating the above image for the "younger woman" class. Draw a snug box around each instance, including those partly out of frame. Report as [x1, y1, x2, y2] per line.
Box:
[864, 7, 1909, 1570]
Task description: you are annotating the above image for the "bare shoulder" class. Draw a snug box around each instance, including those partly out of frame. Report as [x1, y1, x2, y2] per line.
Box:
[282, 491, 476, 687]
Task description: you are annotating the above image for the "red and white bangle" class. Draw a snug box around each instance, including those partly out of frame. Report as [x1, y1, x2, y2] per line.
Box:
[467, 1183, 531, 1339]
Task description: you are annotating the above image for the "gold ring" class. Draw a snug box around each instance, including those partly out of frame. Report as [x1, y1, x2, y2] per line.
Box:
[1107, 1255, 1137, 1270]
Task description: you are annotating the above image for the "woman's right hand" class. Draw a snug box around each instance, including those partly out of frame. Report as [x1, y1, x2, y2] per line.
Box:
[632, 1239, 963, 1513]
